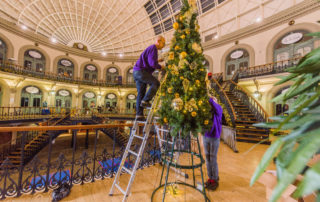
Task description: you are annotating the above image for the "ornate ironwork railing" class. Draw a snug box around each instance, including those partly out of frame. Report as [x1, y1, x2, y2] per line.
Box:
[228, 80, 269, 123]
[0, 106, 136, 121]
[0, 61, 136, 88]
[239, 57, 301, 79]
[210, 77, 237, 127]
[0, 124, 160, 199]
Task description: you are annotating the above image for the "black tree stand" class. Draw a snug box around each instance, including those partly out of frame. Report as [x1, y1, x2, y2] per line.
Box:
[151, 134, 210, 202]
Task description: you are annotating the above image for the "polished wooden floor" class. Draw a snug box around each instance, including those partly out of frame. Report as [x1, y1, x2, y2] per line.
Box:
[6, 142, 272, 202]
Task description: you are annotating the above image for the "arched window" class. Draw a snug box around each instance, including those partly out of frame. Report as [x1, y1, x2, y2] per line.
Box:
[84, 64, 98, 81]
[21, 86, 43, 108]
[56, 89, 72, 109]
[105, 93, 117, 108]
[57, 59, 74, 79]
[106, 67, 119, 84]
[225, 49, 249, 80]
[126, 94, 136, 114]
[0, 38, 7, 62]
[127, 67, 134, 84]
[274, 30, 318, 63]
[82, 91, 96, 108]
[23, 50, 46, 73]
[273, 87, 297, 116]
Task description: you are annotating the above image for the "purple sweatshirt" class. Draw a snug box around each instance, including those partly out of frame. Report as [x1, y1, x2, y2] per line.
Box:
[205, 98, 223, 138]
[133, 44, 161, 73]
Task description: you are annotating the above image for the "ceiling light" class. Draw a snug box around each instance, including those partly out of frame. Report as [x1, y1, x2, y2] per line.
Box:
[21, 24, 28, 30]
[256, 17, 262, 23]
[51, 37, 57, 43]
[101, 51, 107, 56]
[214, 35, 219, 39]
[119, 53, 124, 57]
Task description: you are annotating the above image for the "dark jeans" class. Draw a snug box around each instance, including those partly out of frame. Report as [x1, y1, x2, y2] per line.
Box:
[203, 136, 220, 181]
[133, 70, 160, 116]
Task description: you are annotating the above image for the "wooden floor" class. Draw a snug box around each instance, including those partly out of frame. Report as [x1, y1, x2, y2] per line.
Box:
[5, 141, 272, 202]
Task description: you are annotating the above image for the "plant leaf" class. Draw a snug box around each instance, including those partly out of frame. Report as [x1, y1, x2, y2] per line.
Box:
[250, 139, 284, 186]
[293, 161, 320, 197]
[269, 132, 320, 202]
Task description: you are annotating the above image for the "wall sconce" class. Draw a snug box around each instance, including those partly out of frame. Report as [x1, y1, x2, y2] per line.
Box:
[252, 90, 262, 100]
[50, 90, 55, 95]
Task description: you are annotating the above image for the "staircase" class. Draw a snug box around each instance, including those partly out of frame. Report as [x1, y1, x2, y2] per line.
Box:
[0, 114, 70, 167]
[225, 91, 270, 144]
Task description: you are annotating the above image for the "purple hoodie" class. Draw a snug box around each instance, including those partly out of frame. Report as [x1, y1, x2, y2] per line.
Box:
[133, 44, 161, 73]
[205, 98, 223, 138]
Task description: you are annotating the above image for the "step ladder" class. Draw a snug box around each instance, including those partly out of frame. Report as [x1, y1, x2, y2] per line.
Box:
[109, 90, 162, 202]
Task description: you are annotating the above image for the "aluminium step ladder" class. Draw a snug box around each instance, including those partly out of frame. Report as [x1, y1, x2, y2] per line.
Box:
[109, 89, 162, 202]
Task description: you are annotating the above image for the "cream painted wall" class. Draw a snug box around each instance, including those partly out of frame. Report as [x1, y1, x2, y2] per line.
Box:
[203, 10, 320, 74]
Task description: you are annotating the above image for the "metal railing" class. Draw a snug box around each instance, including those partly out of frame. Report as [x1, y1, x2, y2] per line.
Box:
[239, 57, 301, 79]
[0, 124, 160, 199]
[0, 61, 136, 88]
[228, 80, 269, 123]
[0, 106, 136, 121]
[212, 72, 223, 85]
[210, 77, 237, 127]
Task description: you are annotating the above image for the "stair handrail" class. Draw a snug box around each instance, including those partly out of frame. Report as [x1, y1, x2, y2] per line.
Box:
[211, 77, 237, 127]
[229, 80, 269, 122]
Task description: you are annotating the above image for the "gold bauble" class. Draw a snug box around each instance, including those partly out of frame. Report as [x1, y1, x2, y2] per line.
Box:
[180, 76, 184, 80]
[169, 52, 175, 60]
[168, 64, 172, 69]
[173, 22, 179, 30]
[175, 46, 180, 50]
[180, 35, 186, 39]
[164, 117, 168, 123]
[195, 80, 200, 85]
[204, 120, 209, 125]
[171, 97, 184, 111]
[185, 28, 190, 35]
[183, 110, 187, 114]
[198, 100, 203, 105]
[191, 111, 197, 117]
[168, 88, 173, 93]
[179, 16, 184, 21]
[180, 52, 187, 59]
[174, 93, 180, 98]
[189, 87, 193, 91]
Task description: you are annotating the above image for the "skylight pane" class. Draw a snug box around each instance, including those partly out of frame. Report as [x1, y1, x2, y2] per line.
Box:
[150, 13, 160, 25]
[170, 0, 182, 13]
[144, 1, 155, 14]
[163, 18, 173, 31]
[154, 0, 166, 7]
[153, 24, 162, 35]
[159, 4, 170, 20]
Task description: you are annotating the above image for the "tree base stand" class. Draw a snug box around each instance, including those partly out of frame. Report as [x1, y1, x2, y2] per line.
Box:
[151, 136, 210, 202]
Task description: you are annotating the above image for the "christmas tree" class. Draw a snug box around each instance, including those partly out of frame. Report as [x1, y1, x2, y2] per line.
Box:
[158, 0, 212, 137]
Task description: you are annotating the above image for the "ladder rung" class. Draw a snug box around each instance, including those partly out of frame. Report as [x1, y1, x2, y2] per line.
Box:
[115, 183, 126, 195]
[136, 121, 146, 124]
[157, 128, 169, 132]
[160, 139, 173, 144]
[128, 150, 138, 156]
[133, 134, 144, 140]
[122, 166, 132, 175]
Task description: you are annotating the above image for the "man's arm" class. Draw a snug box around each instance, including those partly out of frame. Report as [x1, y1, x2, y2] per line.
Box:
[148, 47, 162, 69]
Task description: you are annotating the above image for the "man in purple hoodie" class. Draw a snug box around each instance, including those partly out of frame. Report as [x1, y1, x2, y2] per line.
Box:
[203, 96, 223, 190]
[133, 36, 165, 121]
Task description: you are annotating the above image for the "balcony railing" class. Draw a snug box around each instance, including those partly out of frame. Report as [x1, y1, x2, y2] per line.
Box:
[0, 61, 136, 88]
[0, 124, 160, 199]
[239, 57, 301, 79]
[0, 107, 135, 121]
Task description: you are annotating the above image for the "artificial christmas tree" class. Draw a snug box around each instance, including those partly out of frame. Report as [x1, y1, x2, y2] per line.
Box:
[158, 0, 212, 137]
